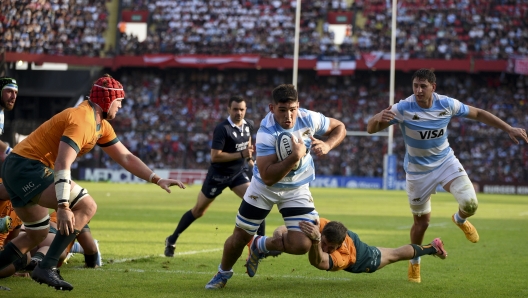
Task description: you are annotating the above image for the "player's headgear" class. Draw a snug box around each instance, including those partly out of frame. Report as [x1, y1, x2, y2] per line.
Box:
[89, 74, 124, 119]
[0, 77, 18, 92]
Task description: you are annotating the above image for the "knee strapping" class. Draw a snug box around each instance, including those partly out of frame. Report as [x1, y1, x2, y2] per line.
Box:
[283, 211, 319, 232]
[450, 176, 478, 215]
[235, 213, 262, 235]
[23, 214, 50, 231]
[70, 184, 89, 208]
[410, 199, 431, 217]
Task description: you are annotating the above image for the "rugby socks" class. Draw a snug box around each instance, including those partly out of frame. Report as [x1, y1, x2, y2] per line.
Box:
[39, 230, 79, 269]
[410, 244, 437, 258]
[84, 253, 99, 268]
[168, 210, 196, 244]
[0, 242, 24, 270]
[257, 219, 266, 236]
[454, 212, 466, 224]
[218, 264, 233, 274]
[256, 236, 269, 254]
[31, 252, 45, 263]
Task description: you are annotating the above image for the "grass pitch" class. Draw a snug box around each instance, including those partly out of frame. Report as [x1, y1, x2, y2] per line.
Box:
[2, 182, 528, 297]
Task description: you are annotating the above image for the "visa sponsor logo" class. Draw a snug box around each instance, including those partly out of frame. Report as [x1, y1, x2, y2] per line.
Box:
[418, 129, 444, 140]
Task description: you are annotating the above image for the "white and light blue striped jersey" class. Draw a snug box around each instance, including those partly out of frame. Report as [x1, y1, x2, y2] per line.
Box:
[254, 108, 330, 188]
[0, 109, 4, 135]
[388, 92, 469, 175]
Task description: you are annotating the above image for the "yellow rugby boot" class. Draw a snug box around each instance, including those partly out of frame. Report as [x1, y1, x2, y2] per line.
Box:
[452, 214, 479, 243]
[408, 261, 421, 283]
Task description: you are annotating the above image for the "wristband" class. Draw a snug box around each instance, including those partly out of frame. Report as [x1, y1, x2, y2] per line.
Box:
[240, 151, 244, 158]
[152, 176, 161, 185]
[156, 178, 163, 185]
[4, 146, 11, 155]
[148, 172, 156, 183]
[54, 170, 71, 205]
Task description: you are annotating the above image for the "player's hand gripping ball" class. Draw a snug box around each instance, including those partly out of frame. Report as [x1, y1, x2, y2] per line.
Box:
[276, 132, 301, 170]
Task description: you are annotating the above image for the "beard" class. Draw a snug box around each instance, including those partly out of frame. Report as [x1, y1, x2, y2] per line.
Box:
[0, 99, 13, 111]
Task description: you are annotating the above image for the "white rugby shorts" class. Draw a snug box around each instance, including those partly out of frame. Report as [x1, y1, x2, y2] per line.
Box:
[243, 179, 315, 211]
[406, 157, 468, 207]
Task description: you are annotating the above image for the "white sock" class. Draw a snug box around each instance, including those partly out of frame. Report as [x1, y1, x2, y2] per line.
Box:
[454, 212, 466, 224]
[256, 236, 269, 253]
[410, 256, 421, 264]
[218, 264, 233, 274]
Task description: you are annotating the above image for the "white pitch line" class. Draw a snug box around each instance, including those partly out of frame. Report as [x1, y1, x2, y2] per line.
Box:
[92, 268, 353, 281]
[111, 248, 223, 263]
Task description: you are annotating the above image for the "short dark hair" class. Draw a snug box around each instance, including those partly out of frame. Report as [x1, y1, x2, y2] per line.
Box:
[229, 95, 245, 107]
[412, 68, 436, 84]
[321, 221, 348, 245]
[272, 84, 298, 104]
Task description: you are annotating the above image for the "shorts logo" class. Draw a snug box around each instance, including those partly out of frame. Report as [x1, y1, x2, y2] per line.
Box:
[22, 181, 35, 193]
[43, 167, 53, 177]
[412, 197, 421, 202]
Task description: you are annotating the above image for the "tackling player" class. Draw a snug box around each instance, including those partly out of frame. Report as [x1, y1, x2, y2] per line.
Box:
[367, 68, 528, 283]
[297, 218, 447, 275]
[0, 74, 186, 291]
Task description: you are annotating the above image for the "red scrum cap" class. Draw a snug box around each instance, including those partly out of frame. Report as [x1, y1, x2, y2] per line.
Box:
[89, 74, 125, 118]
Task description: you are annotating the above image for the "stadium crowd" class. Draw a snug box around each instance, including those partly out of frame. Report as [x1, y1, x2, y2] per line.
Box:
[2, 0, 527, 59]
[117, 0, 528, 59]
[75, 68, 528, 184]
[0, 0, 110, 56]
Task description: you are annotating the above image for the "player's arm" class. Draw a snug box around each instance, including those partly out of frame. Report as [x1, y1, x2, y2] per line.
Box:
[310, 118, 346, 157]
[0, 140, 11, 157]
[299, 220, 331, 270]
[54, 141, 80, 235]
[210, 147, 250, 163]
[257, 138, 305, 186]
[466, 106, 528, 144]
[101, 141, 185, 192]
[367, 106, 395, 134]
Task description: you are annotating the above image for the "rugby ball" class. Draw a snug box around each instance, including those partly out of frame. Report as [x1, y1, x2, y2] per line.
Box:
[276, 132, 301, 170]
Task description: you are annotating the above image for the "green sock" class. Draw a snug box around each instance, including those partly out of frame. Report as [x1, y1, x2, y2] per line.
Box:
[410, 243, 437, 258]
[39, 231, 79, 269]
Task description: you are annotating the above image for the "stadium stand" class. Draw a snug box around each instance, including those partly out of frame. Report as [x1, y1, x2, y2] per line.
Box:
[71, 68, 527, 184]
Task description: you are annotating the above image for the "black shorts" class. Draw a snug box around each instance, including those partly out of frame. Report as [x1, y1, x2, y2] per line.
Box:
[201, 167, 250, 199]
[2, 154, 54, 208]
